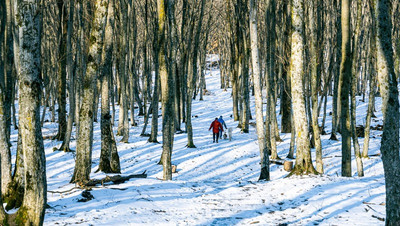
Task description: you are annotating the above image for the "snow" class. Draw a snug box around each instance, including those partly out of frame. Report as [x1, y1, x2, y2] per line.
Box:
[9, 69, 387, 225]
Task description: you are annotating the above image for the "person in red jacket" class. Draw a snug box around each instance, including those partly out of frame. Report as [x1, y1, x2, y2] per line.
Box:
[209, 118, 223, 143]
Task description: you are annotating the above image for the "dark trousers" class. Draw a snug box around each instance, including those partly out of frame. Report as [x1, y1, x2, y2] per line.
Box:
[213, 133, 219, 142]
[219, 130, 223, 139]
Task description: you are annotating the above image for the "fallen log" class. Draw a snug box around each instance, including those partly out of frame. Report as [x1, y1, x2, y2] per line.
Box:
[84, 171, 147, 187]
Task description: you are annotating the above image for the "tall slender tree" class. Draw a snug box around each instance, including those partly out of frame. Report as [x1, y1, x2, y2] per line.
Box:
[375, 0, 400, 224]
[280, 0, 292, 134]
[0, 0, 12, 198]
[289, 0, 318, 176]
[186, 0, 206, 148]
[310, 0, 323, 174]
[158, 0, 175, 180]
[250, 0, 269, 180]
[148, 0, 161, 143]
[53, 0, 68, 142]
[71, 0, 109, 184]
[339, 0, 352, 177]
[59, 0, 76, 152]
[98, 0, 120, 173]
[116, 0, 130, 143]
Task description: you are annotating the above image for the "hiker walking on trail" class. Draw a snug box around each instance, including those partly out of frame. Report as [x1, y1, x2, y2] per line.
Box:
[209, 118, 223, 143]
[218, 116, 227, 139]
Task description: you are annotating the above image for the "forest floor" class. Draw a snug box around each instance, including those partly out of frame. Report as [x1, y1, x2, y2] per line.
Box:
[9, 69, 386, 225]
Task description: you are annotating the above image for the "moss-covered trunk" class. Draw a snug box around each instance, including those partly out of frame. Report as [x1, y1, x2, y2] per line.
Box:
[159, 0, 176, 180]
[13, 0, 47, 224]
[71, 0, 109, 184]
[98, 0, 120, 174]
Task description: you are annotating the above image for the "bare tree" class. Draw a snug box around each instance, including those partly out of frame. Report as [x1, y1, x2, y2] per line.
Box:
[288, 0, 317, 176]
[98, 0, 120, 174]
[0, 0, 12, 198]
[158, 0, 175, 180]
[71, 0, 109, 184]
[59, 0, 76, 152]
[250, 0, 269, 180]
[12, 0, 47, 224]
[375, 0, 400, 224]
[339, 0, 352, 177]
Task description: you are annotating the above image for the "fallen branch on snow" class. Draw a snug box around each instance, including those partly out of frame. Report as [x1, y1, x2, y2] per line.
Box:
[48, 186, 80, 194]
[323, 153, 380, 159]
[84, 171, 147, 187]
[372, 215, 385, 222]
[362, 201, 385, 206]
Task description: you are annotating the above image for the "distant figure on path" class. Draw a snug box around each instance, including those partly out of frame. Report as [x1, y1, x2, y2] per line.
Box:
[218, 116, 227, 139]
[209, 118, 223, 143]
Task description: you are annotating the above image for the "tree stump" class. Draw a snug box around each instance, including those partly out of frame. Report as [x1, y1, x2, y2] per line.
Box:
[172, 165, 177, 173]
[284, 161, 293, 172]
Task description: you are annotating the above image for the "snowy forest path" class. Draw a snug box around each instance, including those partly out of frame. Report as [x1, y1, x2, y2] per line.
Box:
[41, 69, 386, 225]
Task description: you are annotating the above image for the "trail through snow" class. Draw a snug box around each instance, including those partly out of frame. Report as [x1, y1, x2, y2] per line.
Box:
[9, 70, 387, 225]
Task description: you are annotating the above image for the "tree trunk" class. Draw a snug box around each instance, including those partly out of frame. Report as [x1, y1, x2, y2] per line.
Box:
[13, 0, 47, 224]
[289, 0, 317, 176]
[231, 60, 239, 121]
[0, 85, 12, 199]
[5, 128, 24, 211]
[148, 60, 160, 143]
[174, 59, 182, 131]
[241, 29, 250, 133]
[129, 4, 138, 127]
[375, 0, 400, 224]
[362, 64, 376, 158]
[287, 110, 296, 159]
[310, 0, 323, 174]
[116, 0, 129, 143]
[71, 0, 109, 184]
[339, 0, 352, 177]
[0, 0, 12, 199]
[250, 0, 269, 181]
[349, 0, 363, 177]
[280, 0, 292, 134]
[268, 88, 278, 159]
[186, 57, 196, 148]
[98, 0, 120, 174]
[59, 0, 76, 152]
[350, 83, 364, 177]
[53, 0, 68, 142]
[186, 0, 206, 148]
[330, 0, 341, 140]
[4, 0, 14, 144]
[0, 158, 6, 222]
[159, 0, 175, 180]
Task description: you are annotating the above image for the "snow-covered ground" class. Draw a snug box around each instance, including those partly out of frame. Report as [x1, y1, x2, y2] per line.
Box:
[9, 70, 386, 225]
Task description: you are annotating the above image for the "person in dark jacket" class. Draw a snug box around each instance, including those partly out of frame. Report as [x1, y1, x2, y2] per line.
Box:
[209, 118, 223, 143]
[218, 116, 227, 139]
